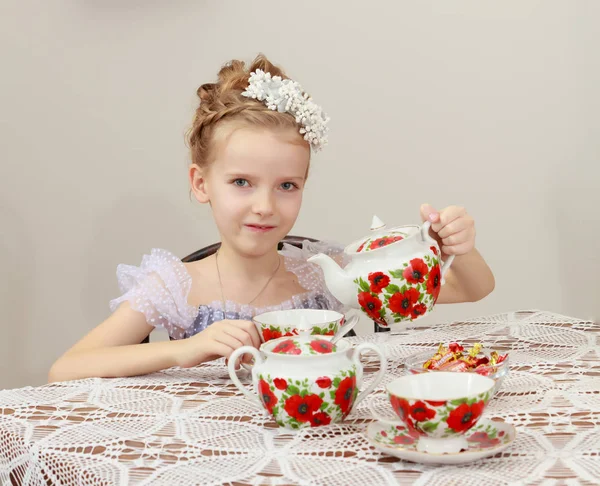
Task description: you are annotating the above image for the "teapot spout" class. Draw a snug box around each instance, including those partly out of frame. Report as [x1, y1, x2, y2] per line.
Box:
[307, 253, 357, 309]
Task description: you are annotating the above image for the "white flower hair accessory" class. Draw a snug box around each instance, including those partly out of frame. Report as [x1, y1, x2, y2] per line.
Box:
[241, 69, 330, 151]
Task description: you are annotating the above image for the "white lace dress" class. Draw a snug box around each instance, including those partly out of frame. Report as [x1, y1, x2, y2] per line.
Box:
[109, 241, 349, 340]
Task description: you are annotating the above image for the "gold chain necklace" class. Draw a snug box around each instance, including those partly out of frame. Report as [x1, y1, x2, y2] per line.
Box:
[215, 249, 281, 307]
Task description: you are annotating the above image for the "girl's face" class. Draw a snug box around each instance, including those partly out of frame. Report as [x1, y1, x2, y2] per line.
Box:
[190, 127, 310, 257]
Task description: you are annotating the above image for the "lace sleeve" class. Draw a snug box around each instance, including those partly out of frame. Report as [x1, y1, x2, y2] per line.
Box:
[108, 249, 198, 340]
[279, 239, 351, 314]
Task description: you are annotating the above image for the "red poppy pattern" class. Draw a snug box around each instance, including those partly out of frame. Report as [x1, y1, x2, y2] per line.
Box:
[258, 367, 358, 429]
[316, 376, 332, 388]
[354, 246, 443, 325]
[409, 401, 437, 422]
[389, 395, 416, 432]
[467, 431, 501, 447]
[447, 401, 485, 432]
[310, 339, 335, 354]
[425, 400, 447, 407]
[272, 340, 302, 355]
[358, 292, 383, 321]
[309, 411, 332, 426]
[389, 288, 420, 317]
[258, 379, 278, 413]
[426, 265, 441, 303]
[334, 376, 357, 416]
[386, 390, 491, 440]
[368, 235, 404, 251]
[259, 321, 339, 342]
[375, 420, 509, 451]
[273, 378, 287, 390]
[411, 303, 427, 319]
[262, 328, 282, 342]
[402, 258, 429, 284]
[368, 272, 390, 293]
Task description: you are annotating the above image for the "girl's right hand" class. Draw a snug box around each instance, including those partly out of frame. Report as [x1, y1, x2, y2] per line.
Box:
[176, 319, 261, 368]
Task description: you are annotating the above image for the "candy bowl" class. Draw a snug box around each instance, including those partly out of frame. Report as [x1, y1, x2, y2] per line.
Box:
[370, 372, 496, 454]
[403, 343, 509, 397]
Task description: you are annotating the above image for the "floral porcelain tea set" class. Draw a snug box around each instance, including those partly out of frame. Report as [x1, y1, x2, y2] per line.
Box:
[228, 216, 514, 465]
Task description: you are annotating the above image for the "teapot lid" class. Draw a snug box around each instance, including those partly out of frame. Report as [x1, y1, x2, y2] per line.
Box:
[262, 335, 340, 356]
[347, 215, 418, 254]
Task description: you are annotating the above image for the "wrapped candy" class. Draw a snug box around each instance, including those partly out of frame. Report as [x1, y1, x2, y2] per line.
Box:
[422, 342, 508, 375]
[423, 343, 462, 370]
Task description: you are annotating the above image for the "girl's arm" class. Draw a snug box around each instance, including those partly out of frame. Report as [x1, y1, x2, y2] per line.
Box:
[48, 303, 260, 382]
[437, 248, 495, 303]
[49, 303, 181, 382]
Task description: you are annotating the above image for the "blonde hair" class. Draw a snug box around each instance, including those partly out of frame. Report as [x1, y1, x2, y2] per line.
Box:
[187, 54, 309, 168]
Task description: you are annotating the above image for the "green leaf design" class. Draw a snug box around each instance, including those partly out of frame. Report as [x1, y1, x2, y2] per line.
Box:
[300, 390, 308, 398]
[389, 270, 404, 279]
[379, 309, 386, 319]
[385, 284, 401, 293]
[287, 385, 300, 396]
[333, 377, 342, 388]
[421, 421, 439, 433]
[358, 277, 370, 293]
[418, 293, 424, 303]
[400, 284, 408, 293]
[320, 402, 328, 411]
[313, 326, 323, 335]
[272, 405, 279, 416]
[319, 392, 325, 399]
[329, 391, 336, 400]
[450, 398, 468, 406]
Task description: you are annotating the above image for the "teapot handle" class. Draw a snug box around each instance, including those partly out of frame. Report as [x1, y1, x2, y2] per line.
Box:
[228, 346, 264, 408]
[352, 343, 387, 407]
[420, 221, 455, 284]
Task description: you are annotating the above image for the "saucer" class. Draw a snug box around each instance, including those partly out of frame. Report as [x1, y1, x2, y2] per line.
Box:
[366, 418, 515, 465]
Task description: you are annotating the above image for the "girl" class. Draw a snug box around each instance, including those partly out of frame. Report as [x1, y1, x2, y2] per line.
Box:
[48, 55, 494, 383]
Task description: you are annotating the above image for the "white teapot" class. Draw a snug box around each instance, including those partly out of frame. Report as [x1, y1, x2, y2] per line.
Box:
[228, 334, 386, 429]
[308, 216, 454, 327]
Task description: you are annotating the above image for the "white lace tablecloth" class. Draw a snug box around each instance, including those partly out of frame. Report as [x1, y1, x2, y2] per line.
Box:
[1, 310, 599, 486]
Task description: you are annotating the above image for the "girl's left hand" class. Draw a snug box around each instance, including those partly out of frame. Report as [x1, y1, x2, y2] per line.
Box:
[420, 204, 476, 258]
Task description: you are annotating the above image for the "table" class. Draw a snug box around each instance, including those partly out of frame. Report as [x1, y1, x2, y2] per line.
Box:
[1, 310, 598, 485]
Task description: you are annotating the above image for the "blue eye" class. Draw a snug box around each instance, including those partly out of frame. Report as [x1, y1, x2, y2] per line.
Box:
[233, 179, 249, 187]
[281, 182, 298, 191]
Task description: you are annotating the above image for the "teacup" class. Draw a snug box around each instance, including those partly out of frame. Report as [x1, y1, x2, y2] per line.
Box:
[253, 309, 358, 343]
[371, 372, 495, 454]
